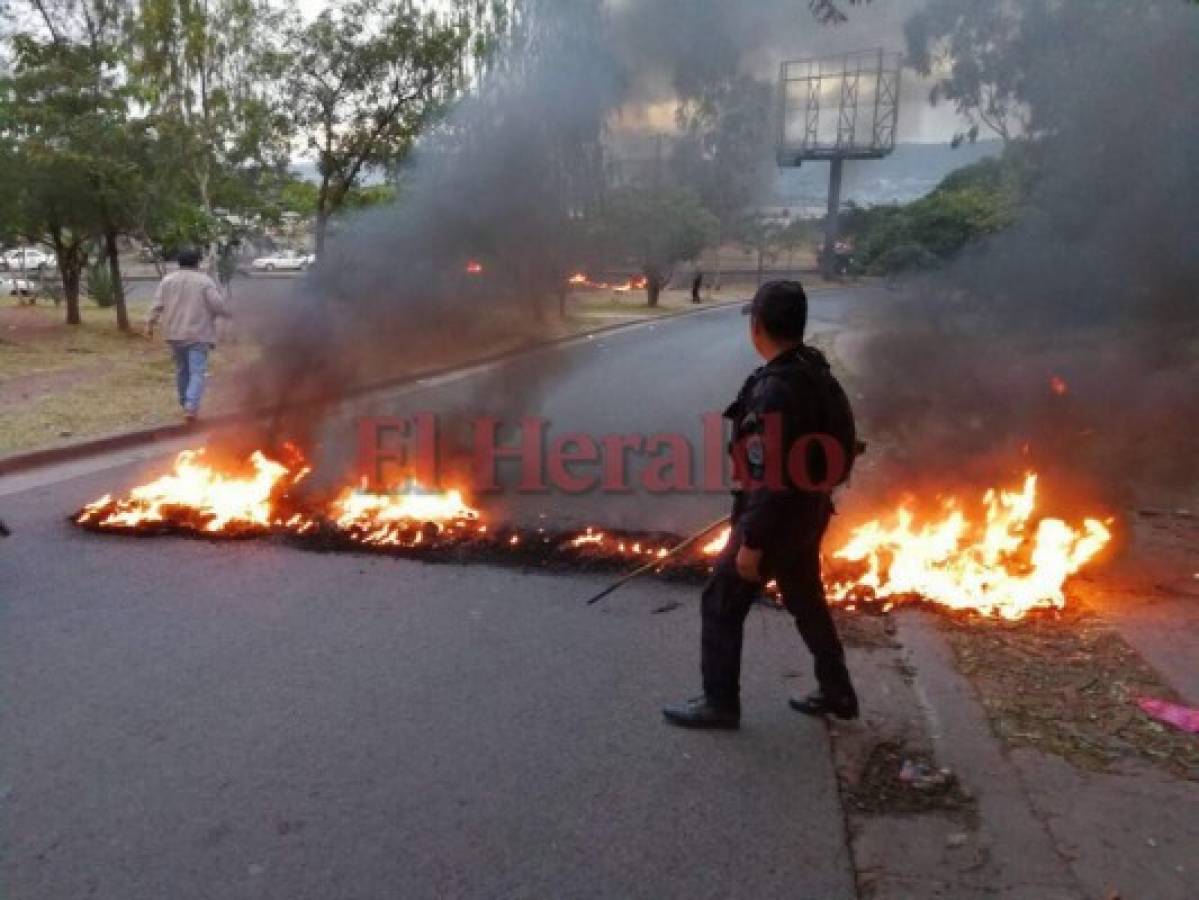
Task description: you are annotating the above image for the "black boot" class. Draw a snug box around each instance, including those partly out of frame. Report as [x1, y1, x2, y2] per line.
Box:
[789, 690, 859, 721]
[662, 696, 740, 730]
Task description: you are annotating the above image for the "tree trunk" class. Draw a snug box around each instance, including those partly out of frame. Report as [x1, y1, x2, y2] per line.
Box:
[50, 228, 83, 325]
[315, 210, 330, 258]
[645, 268, 663, 308]
[105, 228, 129, 333]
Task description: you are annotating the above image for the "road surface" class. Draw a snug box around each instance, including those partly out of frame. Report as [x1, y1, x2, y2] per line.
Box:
[1, 292, 875, 900]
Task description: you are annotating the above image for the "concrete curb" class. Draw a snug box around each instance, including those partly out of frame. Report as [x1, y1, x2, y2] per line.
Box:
[0, 298, 748, 477]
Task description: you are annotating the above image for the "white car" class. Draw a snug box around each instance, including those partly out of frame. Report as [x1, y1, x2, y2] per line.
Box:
[2, 247, 54, 271]
[1, 275, 35, 296]
[250, 250, 310, 272]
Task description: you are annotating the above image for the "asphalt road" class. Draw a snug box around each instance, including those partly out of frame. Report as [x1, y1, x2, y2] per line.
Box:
[1, 293, 873, 900]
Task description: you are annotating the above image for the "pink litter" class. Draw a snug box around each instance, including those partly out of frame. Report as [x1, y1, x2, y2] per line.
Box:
[1136, 697, 1199, 734]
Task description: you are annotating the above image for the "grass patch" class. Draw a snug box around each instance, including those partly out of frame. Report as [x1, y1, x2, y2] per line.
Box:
[940, 605, 1199, 780]
[0, 296, 258, 455]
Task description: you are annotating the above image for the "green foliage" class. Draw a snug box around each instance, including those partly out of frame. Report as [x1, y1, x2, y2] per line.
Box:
[277, 177, 320, 217]
[286, 0, 467, 251]
[342, 184, 398, 211]
[595, 185, 718, 276]
[88, 260, 118, 308]
[127, 0, 292, 211]
[672, 74, 772, 231]
[843, 151, 1026, 274]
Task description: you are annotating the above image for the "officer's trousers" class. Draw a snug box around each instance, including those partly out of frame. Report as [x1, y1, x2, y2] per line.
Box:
[700, 501, 854, 709]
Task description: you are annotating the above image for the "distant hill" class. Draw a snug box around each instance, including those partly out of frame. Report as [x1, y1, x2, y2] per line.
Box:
[772, 140, 1003, 214]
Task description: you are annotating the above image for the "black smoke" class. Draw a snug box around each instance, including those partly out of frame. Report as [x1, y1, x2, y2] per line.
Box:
[851, 0, 1199, 515]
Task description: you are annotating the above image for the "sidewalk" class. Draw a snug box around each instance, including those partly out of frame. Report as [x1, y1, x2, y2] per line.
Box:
[824, 593, 1198, 899]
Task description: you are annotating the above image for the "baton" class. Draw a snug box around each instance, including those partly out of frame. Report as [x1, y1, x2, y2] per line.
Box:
[584, 516, 730, 606]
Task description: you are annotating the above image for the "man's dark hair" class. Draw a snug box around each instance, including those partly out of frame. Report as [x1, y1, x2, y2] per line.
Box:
[746, 279, 808, 341]
[177, 246, 202, 269]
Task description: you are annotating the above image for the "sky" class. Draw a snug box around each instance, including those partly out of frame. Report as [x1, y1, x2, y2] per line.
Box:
[292, 0, 965, 144]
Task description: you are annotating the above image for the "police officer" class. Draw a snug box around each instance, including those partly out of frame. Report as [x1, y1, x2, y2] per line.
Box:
[663, 280, 859, 730]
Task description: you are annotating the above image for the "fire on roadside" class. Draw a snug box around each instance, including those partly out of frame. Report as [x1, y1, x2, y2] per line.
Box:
[669, 474, 1112, 620]
[74, 446, 310, 535]
[566, 273, 648, 292]
[826, 474, 1112, 620]
[74, 449, 1112, 620]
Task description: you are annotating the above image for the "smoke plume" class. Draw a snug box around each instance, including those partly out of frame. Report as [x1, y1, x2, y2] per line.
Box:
[852, 0, 1199, 515]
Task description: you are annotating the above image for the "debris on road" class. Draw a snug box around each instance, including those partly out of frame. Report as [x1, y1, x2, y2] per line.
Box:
[846, 741, 974, 815]
[1136, 697, 1199, 735]
[940, 606, 1199, 779]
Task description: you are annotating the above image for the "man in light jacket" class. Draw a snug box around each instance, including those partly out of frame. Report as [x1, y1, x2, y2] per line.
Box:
[147, 246, 231, 423]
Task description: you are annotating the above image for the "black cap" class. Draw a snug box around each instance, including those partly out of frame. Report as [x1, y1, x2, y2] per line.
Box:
[742, 279, 808, 341]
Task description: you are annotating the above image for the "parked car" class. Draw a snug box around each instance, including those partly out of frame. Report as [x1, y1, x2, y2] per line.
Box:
[1, 275, 35, 296]
[251, 250, 310, 272]
[2, 247, 54, 271]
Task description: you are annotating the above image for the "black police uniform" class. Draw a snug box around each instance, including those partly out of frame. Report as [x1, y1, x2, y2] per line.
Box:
[700, 345, 856, 712]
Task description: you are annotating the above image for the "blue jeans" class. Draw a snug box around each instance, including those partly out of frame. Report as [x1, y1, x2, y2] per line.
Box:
[169, 341, 211, 414]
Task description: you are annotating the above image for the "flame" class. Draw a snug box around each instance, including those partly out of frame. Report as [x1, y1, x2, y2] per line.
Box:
[330, 485, 480, 547]
[703, 527, 731, 555]
[613, 276, 648, 293]
[829, 474, 1111, 619]
[566, 273, 649, 292]
[465, 260, 484, 275]
[75, 451, 1111, 621]
[1050, 375, 1069, 396]
[74, 449, 307, 533]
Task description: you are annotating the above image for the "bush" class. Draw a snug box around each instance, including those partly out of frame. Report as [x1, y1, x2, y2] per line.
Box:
[842, 147, 1029, 275]
[88, 263, 118, 308]
[867, 243, 942, 275]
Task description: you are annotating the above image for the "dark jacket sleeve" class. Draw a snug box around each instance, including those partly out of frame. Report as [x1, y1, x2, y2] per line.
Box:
[737, 373, 820, 551]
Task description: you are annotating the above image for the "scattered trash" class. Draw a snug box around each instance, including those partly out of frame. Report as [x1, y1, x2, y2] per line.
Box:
[899, 759, 952, 789]
[1136, 697, 1199, 735]
[946, 832, 969, 848]
[846, 741, 974, 814]
[651, 600, 682, 615]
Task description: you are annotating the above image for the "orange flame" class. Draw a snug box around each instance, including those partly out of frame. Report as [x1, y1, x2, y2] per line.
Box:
[465, 260, 484, 275]
[829, 474, 1111, 619]
[75, 449, 307, 533]
[330, 485, 480, 546]
[1050, 375, 1069, 396]
[703, 527, 731, 555]
[75, 452, 1112, 620]
[613, 276, 648, 293]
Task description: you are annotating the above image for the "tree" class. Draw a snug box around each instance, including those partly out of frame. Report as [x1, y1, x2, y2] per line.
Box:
[595, 186, 718, 306]
[904, 1, 1033, 144]
[0, 18, 132, 325]
[286, 0, 466, 255]
[127, 0, 291, 217]
[778, 217, 815, 269]
[732, 211, 785, 286]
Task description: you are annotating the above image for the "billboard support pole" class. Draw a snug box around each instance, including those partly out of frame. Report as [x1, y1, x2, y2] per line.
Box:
[776, 49, 901, 280]
[822, 157, 845, 279]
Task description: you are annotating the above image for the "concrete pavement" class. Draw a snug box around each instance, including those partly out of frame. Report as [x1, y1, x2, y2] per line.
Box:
[1, 297, 872, 899]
